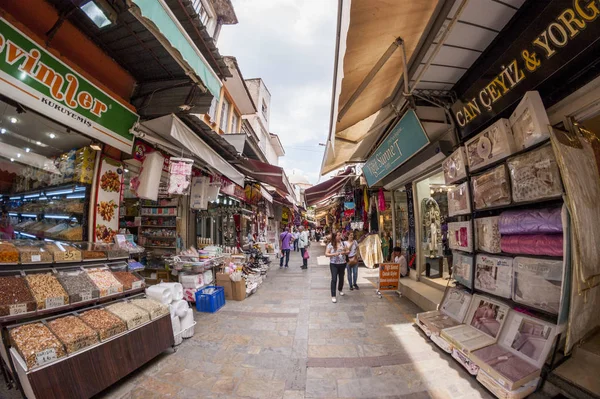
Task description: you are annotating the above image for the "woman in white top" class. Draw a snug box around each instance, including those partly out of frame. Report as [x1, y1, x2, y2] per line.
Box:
[346, 231, 359, 290]
[325, 232, 349, 303]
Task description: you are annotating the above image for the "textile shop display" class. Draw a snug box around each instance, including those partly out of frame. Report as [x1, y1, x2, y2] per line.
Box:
[466, 119, 517, 172]
[447, 182, 471, 217]
[358, 234, 383, 269]
[477, 370, 539, 399]
[472, 165, 511, 210]
[498, 207, 563, 235]
[471, 310, 559, 391]
[501, 234, 563, 257]
[513, 257, 564, 315]
[453, 252, 474, 289]
[507, 145, 563, 203]
[416, 287, 472, 337]
[475, 254, 514, 299]
[443, 147, 468, 184]
[509, 91, 551, 150]
[448, 222, 473, 253]
[441, 295, 510, 354]
[475, 217, 501, 254]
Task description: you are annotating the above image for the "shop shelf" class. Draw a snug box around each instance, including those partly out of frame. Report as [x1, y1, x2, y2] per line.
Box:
[140, 225, 177, 228]
[195, 286, 225, 313]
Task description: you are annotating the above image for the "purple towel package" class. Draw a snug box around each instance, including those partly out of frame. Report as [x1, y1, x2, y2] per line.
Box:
[501, 234, 563, 257]
[498, 208, 562, 235]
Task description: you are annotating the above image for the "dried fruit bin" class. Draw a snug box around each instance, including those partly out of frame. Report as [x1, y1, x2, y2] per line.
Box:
[43, 242, 82, 263]
[130, 298, 169, 320]
[14, 240, 54, 264]
[46, 314, 99, 354]
[0, 272, 36, 317]
[77, 308, 127, 341]
[109, 263, 144, 291]
[55, 268, 100, 304]
[0, 241, 19, 264]
[83, 266, 123, 297]
[72, 242, 108, 261]
[105, 301, 150, 330]
[24, 270, 69, 310]
[9, 322, 67, 370]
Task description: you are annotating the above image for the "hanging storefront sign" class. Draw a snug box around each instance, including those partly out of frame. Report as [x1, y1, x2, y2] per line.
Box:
[213, 175, 246, 202]
[363, 110, 429, 187]
[451, 0, 600, 139]
[94, 156, 124, 243]
[0, 17, 138, 152]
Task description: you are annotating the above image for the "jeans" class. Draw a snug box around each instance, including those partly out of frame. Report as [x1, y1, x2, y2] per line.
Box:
[330, 263, 346, 297]
[294, 240, 298, 251]
[279, 249, 290, 267]
[347, 263, 358, 286]
[300, 248, 308, 268]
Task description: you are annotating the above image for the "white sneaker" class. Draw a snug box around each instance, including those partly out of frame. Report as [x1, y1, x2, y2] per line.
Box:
[332, 297, 337, 303]
[339, 291, 345, 296]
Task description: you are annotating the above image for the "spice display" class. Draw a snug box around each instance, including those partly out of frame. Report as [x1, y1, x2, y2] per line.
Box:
[131, 298, 169, 320]
[56, 271, 99, 303]
[105, 302, 150, 329]
[78, 308, 127, 340]
[0, 241, 19, 264]
[112, 271, 142, 291]
[43, 243, 82, 263]
[85, 268, 123, 296]
[10, 323, 66, 369]
[47, 315, 99, 354]
[0, 276, 36, 316]
[25, 273, 69, 310]
[15, 242, 53, 264]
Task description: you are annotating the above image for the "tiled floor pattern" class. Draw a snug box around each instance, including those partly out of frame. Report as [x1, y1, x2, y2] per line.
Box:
[3, 245, 509, 398]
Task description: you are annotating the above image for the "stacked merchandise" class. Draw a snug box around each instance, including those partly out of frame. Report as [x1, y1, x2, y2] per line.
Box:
[241, 246, 271, 296]
[145, 282, 195, 344]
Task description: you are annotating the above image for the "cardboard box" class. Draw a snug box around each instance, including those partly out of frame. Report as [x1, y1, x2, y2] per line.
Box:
[231, 280, 246, 301]
[216, 273, 232, 300]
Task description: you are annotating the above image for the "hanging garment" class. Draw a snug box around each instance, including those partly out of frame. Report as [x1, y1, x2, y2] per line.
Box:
[378, 188, 386, 211]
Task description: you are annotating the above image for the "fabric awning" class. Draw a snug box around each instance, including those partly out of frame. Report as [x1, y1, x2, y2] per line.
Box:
[305, 169, 353, 206]
[138, 114, 245, 186]
[237, 159, 292, 195]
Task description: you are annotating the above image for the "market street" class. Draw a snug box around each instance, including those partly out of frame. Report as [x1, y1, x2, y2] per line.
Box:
[81, 244, 493, 399]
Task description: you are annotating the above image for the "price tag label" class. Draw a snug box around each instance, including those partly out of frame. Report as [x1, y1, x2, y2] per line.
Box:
[80, 291, 92, 302]
[9, 303, 27, 315]
[132, 281, 142, 290]
[31, 255, 41, 262]
[129, 315, 145, 329]
[107, 286, 119, 295]
[36, 348, 57, 366]
[45, 297, 64, 309]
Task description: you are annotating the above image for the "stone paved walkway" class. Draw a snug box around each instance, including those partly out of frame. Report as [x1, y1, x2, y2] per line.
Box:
[2, 244, 502, 399]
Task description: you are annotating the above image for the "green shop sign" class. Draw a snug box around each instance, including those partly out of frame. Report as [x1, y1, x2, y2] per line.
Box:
[0, 17, 138, 152]
[363, 110, 430, 187]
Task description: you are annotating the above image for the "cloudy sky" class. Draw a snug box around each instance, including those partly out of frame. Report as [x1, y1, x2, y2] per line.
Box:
[218, 0, 337, 185]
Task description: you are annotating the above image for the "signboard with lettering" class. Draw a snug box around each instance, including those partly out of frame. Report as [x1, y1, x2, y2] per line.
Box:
[363, 110, 429, 187]
[0, 17, 138, 152]
[379, 263, 400, 291]
[452, 0, 600, 139]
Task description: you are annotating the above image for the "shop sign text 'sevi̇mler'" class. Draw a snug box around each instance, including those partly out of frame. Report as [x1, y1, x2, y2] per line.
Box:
[0, 17, 138, 152]
[363, 109, 430, 187]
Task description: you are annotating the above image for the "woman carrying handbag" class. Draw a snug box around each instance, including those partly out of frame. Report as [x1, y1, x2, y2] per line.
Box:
[325, 232, 349, 303]
[346, 231, 359, 290]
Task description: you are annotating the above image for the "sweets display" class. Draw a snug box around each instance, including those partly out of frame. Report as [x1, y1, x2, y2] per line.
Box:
[25, 273, 69, 310]
[85, 268, 123, 297]
[105, 302, 150, 329]
[15, 241, 53, 264]
[47, 315, 99, 354]
[56, 270, 99, 303]
[472, 165, 511, 210]
[475, 255, 514, 298]
[131, 298, 169, 320]
[443, 147, 468, 184]
[0, 276, 36, 316]
[10, 322, 67, 369]
[43, 242, 82, 263]
[73, 243, 107, 261]
[501, 234, 563, 257]
[447, 182, 471, 216]
[507, 144, 563, 204]
[498, 207, 563, 235]
[513, 257, 564, 314]
[112, 271, 142, 291]
[0, 241, 19, 264]
[78, 308, 127, 340]
[475, 217, 501, 253]
[466, 119, 516, 171]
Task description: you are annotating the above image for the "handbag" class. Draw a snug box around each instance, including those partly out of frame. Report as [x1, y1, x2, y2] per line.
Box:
[303, 248, 310, 260]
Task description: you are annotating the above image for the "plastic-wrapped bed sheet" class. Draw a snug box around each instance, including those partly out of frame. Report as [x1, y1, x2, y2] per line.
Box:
[472, 165, 511, 210]
[453, 252, 473, 289]
[501, 234, 563, 257]
[448, 182, 471, 216]
[498, 207, 562, 235]
[513, 257, 563, 314]
[448, 222, 473, 252]
[475, 255, 513, 298]
[507, 145, 563, 203]
[476, 217, 501, 253]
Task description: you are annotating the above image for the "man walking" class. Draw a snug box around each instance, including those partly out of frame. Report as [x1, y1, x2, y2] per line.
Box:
[292, 229, 300, 252]
[279, 227, 293, 268]
[298, 226, 309, 269]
